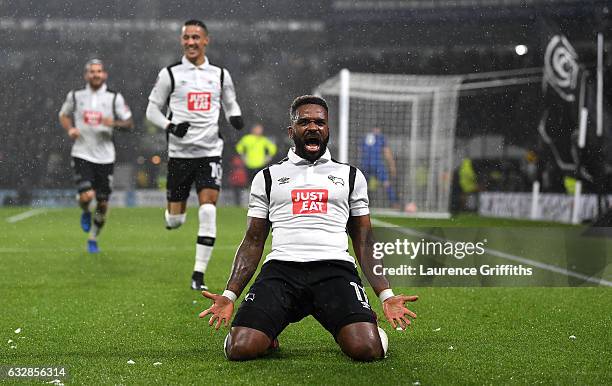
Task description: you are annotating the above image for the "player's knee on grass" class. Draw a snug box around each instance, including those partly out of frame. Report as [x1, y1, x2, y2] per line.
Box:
[337, 322, 384, 361]
[225, 327, 271, 361]
[165, 209, 186, 229]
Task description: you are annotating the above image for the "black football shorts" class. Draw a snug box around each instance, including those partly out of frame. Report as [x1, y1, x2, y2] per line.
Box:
[232, 260, 377, 340]
[166, 156, 222, 202]
[71, 157, 114, 201]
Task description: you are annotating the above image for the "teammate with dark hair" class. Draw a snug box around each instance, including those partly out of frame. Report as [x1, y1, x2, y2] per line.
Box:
[146, 19, 244, 290]
[200, 95, 418, 361]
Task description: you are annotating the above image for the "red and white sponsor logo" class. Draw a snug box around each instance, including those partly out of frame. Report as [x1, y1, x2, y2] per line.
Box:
[187, 92, 212, 111]
[292, 189, 328, 214]
[83, 110, 102, 125]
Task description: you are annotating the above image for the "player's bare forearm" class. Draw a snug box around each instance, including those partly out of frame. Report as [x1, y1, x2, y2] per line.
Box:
[347, 215, 390, 295]
[226, 216, 271, 296]
[59, 114, 74, 132]
[114, 118, 135, 130]
[384, 147, 397, 177]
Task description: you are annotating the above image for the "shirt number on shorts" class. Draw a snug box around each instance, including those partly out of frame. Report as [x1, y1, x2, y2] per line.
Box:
[350, 281, 371, 309]
[210, 162, 222, 185]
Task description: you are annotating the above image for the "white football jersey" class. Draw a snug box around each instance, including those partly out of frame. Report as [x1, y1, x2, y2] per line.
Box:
[59, 83, 132, 164]
[147, 56, 242, 158]
[248, 148, 370, 264]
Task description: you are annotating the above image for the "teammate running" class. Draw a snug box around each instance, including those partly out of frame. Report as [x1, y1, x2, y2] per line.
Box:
[146, 19, 244, 290]
[200, 95, 418, 361]
[59, 59, 134, 254]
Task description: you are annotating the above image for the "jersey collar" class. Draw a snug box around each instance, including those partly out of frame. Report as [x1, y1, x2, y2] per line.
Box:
[85, 83, 107, 93]
[181, 55, 209, 70]
[288, 147, 331, 165]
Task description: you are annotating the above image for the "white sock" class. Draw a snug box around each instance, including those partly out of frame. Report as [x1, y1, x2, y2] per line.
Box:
[165, 210, 186, 229]
[89, 211, 106, 240]
[194, 204, 216, 273]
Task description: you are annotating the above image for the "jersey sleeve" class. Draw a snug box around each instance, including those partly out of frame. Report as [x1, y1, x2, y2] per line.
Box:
[146, 68, 172, 129]
[148, 68, 171, 107]
[247, 170, 269, 219]
[58, 90, 75, 117]
[114, 92, 132, 121]
[221, 69, 242, 121]
[350, 168, 370, 216]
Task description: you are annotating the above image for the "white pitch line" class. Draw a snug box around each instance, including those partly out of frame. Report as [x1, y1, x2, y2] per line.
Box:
[371, 218, 612, 287]
[6, 208, 46, 223]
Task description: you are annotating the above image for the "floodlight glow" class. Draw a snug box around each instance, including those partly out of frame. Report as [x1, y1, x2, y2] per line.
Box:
[515, 45, 528, 56]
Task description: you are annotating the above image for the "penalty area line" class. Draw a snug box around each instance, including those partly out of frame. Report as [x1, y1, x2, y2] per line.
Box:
[6, 208, 47, 223]
[370, 218, 612, 287]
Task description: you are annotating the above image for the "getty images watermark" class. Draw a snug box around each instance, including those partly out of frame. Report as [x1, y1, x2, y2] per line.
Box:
[367, 227, 611, 286]
[372, 238, 533, 277]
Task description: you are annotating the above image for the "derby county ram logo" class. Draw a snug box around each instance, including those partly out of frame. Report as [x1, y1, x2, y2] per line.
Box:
[544, 34, 579, 102]
[328, 175, 344, 186]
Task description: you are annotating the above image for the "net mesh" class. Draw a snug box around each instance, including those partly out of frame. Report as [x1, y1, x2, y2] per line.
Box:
[315, 72, 463, 216]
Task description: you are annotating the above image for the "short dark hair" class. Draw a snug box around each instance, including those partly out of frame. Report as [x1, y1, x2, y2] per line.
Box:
[290, 95, 328, 122]
[84, 58, 104, 72]
[184, 19, 208, 34]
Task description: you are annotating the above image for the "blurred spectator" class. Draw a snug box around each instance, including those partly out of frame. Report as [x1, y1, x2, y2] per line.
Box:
[228, 155, 248, 206]
[459, 158, 479, 211]
[359, 127, 398, 207]
[236, 123, 278, 182]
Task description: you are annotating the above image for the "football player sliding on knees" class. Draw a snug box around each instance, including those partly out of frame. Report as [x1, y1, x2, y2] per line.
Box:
[199, 95, 418, 361]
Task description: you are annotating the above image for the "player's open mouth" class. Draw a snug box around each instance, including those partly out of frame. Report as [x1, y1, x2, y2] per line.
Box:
[304, 137, 320, 153]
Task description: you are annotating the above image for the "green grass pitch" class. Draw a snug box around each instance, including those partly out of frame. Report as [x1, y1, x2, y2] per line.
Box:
[1, 207, 610, 384]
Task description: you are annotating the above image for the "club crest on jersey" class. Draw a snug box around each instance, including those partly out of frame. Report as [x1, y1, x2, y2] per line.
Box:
[328, 175, 344, 186]
[292, 189, 328, 214]
[187, 92, 212, 111]
[278, 177, 290, 185]
[245, 293, 255, 301]
[83, 110, 103, 125]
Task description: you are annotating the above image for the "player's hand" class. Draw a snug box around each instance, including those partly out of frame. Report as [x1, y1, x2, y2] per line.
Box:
[101, 117, 115, 127]
[68, 127, 80, 140]
[229, 116, 244, 131]
[166, 122, 190, 138]
[382, 295, 418, 330]
[199, 290, 235, 330]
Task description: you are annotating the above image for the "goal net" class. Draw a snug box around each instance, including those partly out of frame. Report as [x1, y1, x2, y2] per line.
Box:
[314, 70, 463, 217]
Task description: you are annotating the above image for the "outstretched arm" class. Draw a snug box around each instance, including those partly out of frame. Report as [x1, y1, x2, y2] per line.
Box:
[226, 216, 271, 295]
[348, 215, 418, 330]
[347, 214, 390, 294]
[199, 216, 270, 329]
